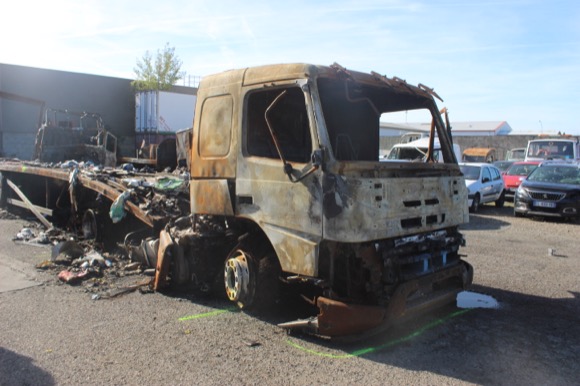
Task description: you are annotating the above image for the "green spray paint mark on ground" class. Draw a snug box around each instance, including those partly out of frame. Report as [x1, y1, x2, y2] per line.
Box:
[286, 308, 472, 359]
[179, 307, 239, 321]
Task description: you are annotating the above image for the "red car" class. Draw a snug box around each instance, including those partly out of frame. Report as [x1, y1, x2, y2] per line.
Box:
[503, 161, 541, 196]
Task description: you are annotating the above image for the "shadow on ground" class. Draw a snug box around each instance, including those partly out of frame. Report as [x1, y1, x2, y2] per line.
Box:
[0, 347, 55, 386]
[282, 285, 580, 385]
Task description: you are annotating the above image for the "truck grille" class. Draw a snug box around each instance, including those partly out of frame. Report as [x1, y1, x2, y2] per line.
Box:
[528, 191, 565, 201]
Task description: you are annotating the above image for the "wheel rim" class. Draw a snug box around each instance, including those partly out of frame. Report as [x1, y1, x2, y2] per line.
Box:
[224, 250, 255, 307]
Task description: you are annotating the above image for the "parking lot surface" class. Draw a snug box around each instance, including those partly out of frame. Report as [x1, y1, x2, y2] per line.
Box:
[1, 204, 579, 385]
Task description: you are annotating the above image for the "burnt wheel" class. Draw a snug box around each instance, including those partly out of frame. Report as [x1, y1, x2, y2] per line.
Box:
[224, 249, 256, 308]
[224, 247, 280, 311]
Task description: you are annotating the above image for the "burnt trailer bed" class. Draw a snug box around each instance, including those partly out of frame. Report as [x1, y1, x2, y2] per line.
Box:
[0, 160, 183, 235]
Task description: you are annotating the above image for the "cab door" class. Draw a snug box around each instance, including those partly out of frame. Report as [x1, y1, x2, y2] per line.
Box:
[235, 84, 323, 276]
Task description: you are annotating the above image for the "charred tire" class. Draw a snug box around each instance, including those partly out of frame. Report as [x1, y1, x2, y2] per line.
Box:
[470, 194, 480, 213]
[224, 247, 280, 311]
[82, 209, 98, 240]
[495, 191, 506, 208]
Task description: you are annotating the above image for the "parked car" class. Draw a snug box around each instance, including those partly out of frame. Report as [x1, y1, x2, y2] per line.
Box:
[460, 163, 506, 212]
[462, 147, 497, 163]
[503, 161, 541, 196]
[493, 160, 515, 173]
[506, 147, 526, 161]
[514, 161, 580, 221]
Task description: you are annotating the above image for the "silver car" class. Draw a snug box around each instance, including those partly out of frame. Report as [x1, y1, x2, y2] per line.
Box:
[460, 163, 506, 212]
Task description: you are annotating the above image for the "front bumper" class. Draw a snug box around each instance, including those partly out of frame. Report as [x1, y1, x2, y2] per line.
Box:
[278, 262, 473, 339]
[514, 197, 580, 219]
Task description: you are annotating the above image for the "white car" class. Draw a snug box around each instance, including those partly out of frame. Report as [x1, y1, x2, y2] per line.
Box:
[459, 162, 506, 212]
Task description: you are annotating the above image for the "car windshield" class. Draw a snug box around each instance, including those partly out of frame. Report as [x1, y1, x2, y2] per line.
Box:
[527, 165, 580, 185]
[507, 164, 538, 176]
[494, 161, 513, 172]
[460, 165, 480, 180]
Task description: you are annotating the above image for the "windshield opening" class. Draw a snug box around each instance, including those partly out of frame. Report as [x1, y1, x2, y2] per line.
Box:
[317, 77, 443, 162]
[245, 86, 312, 163]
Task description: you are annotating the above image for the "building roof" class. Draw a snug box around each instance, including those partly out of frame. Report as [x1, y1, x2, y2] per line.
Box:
[380, 121, 512, 136]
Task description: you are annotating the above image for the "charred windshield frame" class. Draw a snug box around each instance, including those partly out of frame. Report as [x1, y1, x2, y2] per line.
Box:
[315, 76, 453, 163]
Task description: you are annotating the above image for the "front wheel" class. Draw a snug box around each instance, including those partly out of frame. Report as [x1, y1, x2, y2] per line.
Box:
[470, 194, 480, 213]
[224, 249, 256, 309]
[224, 247, 280, 311]
[495, 191, 505, 208]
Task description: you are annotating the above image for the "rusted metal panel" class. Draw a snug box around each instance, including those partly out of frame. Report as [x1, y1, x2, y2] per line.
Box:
[190, 81, 239, 180]
[280, 263, 470, 338]
[236, 158, 323, 276]
[77, 175, 155, 228]
[0, 162, 156, 228]
[0, 163, 70, 181]
[315, 296, 387, 337]
[261, 223, 319, 276]
[190, 179, 234, 216]
[242, 64, 318, 86]
[153, 229, 173, 290]
[322, 172, 468, 242]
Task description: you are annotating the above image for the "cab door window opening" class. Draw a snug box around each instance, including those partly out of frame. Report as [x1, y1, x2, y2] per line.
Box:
[246, 86, 312, 164]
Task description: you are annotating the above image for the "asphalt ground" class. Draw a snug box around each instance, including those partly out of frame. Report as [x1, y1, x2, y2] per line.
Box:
[1, 203, 579, 385]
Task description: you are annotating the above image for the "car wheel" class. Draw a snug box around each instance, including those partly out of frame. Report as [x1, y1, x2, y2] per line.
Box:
[495, 190, 505, 208]
[470, 194, 480, 213]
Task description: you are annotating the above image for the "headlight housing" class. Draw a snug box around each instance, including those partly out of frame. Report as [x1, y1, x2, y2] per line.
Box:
[516, 185, 529, 199]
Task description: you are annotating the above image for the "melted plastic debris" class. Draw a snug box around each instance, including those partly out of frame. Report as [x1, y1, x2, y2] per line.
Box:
[457, 291, 499, 309]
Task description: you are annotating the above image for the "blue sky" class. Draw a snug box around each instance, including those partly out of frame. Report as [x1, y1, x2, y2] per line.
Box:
[2, 0, 579, 134]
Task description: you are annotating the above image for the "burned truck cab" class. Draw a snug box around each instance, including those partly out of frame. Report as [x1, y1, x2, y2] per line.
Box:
[187, 63, 472, 337]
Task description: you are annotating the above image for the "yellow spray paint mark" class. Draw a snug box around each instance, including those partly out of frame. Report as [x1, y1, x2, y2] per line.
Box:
[286, 308, 472, 359]
[179, 307, 238, 321]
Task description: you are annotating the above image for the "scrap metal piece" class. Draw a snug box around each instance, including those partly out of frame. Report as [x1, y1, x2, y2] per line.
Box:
[153, 229, 174, 290]
[315, 297, 387, 337]
[5, 178, 52, 228]
[418, 83, 443, 102]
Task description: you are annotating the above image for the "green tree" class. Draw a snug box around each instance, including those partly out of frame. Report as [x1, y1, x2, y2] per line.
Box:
[132, 43, 183, 91]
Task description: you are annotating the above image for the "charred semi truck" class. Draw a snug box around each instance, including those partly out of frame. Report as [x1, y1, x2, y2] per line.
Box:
[0, 63, 472, 338]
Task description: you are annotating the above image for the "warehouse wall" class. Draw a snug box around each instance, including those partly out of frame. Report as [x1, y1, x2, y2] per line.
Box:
[0, 63, 135, 159]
